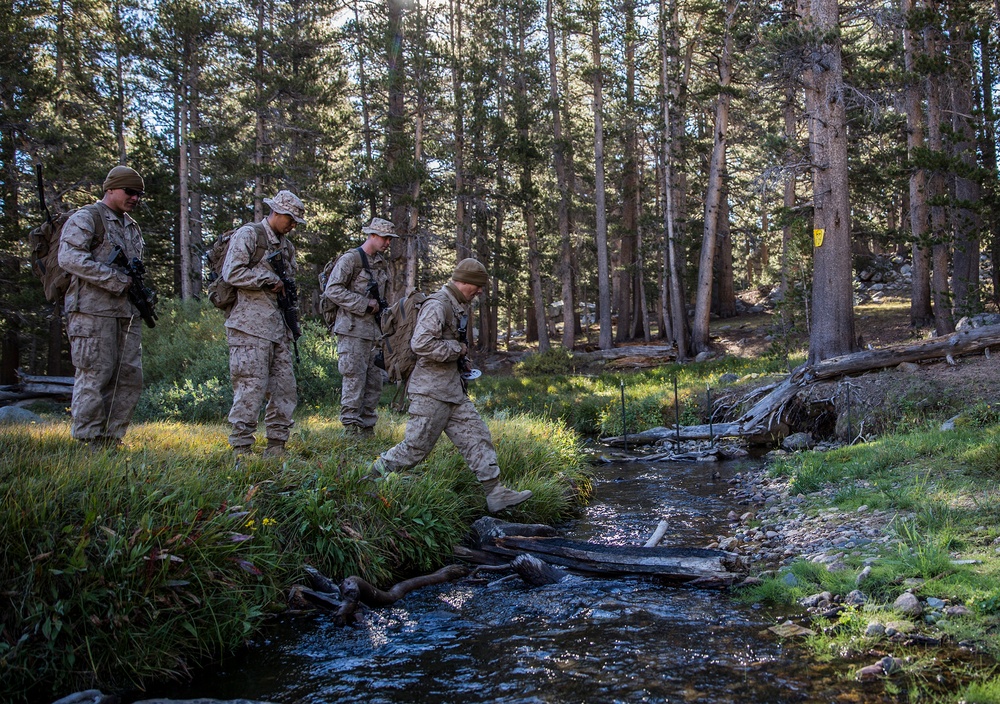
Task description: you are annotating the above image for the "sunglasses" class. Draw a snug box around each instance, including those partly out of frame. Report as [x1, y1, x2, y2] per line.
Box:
[123, 188, 144, 197]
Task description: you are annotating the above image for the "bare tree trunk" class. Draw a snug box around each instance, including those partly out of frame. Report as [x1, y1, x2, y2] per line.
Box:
[385, 0, 409, 301]
[803, 0, 856, 363]
[779, 7, 797, 300]
[591, 2, 612, 350]
[548, 0, 575, 349]
[450, 0, 470, 260]
[179, 60, 192, 300]
[924, 3, 954, 335]
[616, 0, 639, 343]
[948, 17, 981, 317]
[692, 1, 734, 354]
[354, 2, 376, 220]
[661, 0, 687, 360]
[190, 77, 203, 297]
[714, 168, 736, 318]
[253, 0, 266, 220]
[113, 0, 127, 163]
[903, 0, 932, 326]
[981, 25, 1000, 309]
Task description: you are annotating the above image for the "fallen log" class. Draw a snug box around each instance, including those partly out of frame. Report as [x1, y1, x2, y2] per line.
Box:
[335, 564, 470, 624]
[16, 370, 74, 386]
[511, 553, 568, 586]
[476, 536, 743, 585]
[577, 344, 676, 361]
[792, 324, 1000, 384]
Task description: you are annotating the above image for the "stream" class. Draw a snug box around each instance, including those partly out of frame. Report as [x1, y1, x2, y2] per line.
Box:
[129, 455, 895, 703]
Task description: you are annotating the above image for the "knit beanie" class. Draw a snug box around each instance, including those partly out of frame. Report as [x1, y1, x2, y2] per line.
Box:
[103, 166, 144, 192]
[452, 258, 489, 287]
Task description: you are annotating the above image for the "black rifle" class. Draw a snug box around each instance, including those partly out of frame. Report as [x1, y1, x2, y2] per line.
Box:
[266, 249, 302, 362]
[108, 246, 158, 328]
[457, 313, 472, 392]
[36, 163, 52, 225]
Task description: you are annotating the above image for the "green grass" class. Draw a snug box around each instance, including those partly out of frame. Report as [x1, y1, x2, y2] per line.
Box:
[0, 414, 591, 701]
[471, 354, 797, 435]
[737, 420, 1000, 700]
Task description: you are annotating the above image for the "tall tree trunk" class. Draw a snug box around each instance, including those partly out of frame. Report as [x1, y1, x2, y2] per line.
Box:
[948, 14, 981, 317]
[981, 25, 1000, 308]
[548, 0, 575, 349]
[190, 77, 203, 297]
[385, 0, 409, 301]
[903, 0, 932, 326]
[660, 0, 688, 360]
[924, 2, 953, 335]
[803, 0, 856, 363]
[450, 0, 470, 260]
[354, 2, 376, 220]
[714, 166, 736, 318]
[253, 0, 266, 220]
[591, 2, 612, 350]
[616, 0, 639, 343]
[112, 0, 127, 163]
[779, 0, 799, 301]
[692, 1, 734, 354]
[513, 4, 548, 352]
[179, 60, 192, 299]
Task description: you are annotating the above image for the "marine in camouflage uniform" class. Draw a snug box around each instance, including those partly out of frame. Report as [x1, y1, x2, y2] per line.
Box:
[375, 258, 532, 513]
[322, 217, 395, 434]
[58, 166, 147, 448]
[223, 190, 304, 457]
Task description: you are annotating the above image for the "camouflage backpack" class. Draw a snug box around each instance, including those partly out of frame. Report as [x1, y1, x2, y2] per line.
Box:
[205, 222, 268, 314]
[379, 290, 429, 385]
[28, 204, 105, 303]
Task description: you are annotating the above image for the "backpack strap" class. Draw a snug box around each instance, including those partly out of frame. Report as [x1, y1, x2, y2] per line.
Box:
[82, 203, 107, 247]
[355, 246, 380, 297]
[248, 222, 268, 267]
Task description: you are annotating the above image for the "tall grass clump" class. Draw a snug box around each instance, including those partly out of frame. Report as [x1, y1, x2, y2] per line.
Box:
[0, 414, 590, 701]
[137, 301, 342, 421]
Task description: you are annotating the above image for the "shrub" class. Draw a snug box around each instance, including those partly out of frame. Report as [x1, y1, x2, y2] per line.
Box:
[514, 348, 578, 376]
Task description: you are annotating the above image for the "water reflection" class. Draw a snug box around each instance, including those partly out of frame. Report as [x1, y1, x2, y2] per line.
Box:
[130, 458, 894, 704]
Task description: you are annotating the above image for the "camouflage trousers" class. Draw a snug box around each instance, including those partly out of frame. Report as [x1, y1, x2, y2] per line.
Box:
[337, 334, 384, 430]
[380, 393, 500, 482]
[66, 312, 143, 441]
[227, 329, 297, 448]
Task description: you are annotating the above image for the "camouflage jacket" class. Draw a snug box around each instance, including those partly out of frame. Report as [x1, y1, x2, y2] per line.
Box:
[322, 247, 389, 341]
[222, 218, 296, 344]
[58, 202, 143, 318]
[407, 282, 468, 404]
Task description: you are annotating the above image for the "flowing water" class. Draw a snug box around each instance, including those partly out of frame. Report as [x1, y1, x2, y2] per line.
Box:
[130, 456, 895, 703]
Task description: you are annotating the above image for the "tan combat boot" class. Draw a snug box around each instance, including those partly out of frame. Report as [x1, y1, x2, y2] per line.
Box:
[262, 441, 286, 459]
[482, 478, 533, 513]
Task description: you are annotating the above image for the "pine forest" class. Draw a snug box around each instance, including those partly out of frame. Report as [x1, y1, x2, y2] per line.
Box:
[2, 0, 999, 372]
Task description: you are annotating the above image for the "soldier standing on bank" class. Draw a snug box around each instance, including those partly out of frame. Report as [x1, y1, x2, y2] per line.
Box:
[58, 166, 147, 449]
[371, 258, 533, 513]
[222, 190, 304, 458]
[322, 217, 395, 435]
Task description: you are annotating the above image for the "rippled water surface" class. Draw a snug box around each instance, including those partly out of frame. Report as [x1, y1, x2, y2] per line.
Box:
[132, 457, 892, 703]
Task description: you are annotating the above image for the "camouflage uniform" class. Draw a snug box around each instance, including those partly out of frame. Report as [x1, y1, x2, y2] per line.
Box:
[223, 218, 298, 450]
[58, 202, 144, 443]
[379, 282, 500, 482]
[323, 248, 390, 430]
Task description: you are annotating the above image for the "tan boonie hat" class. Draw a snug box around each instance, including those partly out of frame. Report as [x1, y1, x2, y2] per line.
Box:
[103, 166, 144, 192]
[362, 217, 398, 238]
[452, 258, 489, 287]
[264, 190, 306, 223]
